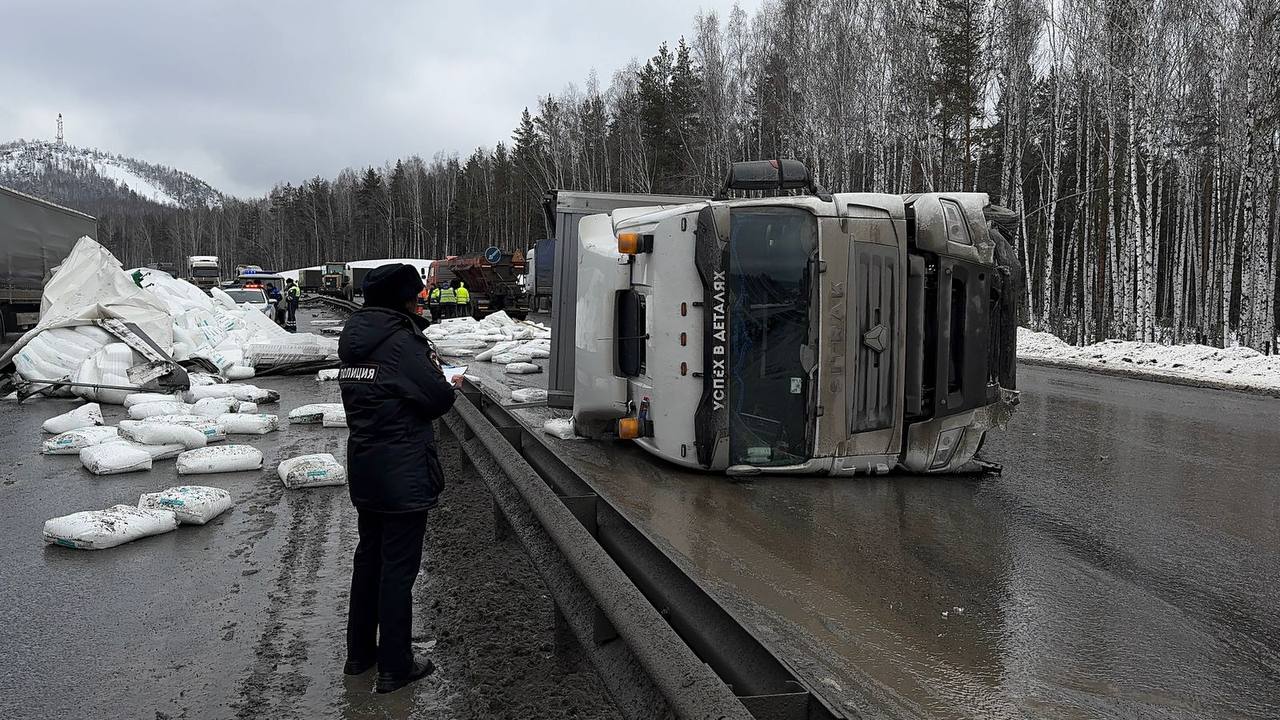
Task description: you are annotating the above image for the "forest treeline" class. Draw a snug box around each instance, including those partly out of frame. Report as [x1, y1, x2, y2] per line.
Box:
[93, 0, 1279, 349]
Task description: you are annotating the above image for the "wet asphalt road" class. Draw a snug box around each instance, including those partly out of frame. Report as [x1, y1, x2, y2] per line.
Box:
[495, 363, 1280, 719]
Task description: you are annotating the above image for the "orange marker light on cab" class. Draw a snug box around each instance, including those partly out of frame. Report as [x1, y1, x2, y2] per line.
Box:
[618, 417, 643, 440]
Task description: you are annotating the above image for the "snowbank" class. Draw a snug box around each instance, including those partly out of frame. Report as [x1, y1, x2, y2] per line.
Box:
[1018, 327, 1280, 395]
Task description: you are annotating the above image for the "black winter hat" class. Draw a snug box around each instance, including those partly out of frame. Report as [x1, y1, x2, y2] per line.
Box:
[362, 263, 424, 308]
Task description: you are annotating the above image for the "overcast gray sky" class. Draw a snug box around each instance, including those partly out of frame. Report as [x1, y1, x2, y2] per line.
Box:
[0, 0, 755, 198]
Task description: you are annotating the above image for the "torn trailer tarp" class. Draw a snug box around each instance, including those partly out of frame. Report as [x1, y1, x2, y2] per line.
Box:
[1, 237, 173, 371]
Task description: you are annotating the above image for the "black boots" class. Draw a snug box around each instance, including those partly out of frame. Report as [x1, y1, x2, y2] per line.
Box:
[374, 657, 435, 694]
[343, 657, 376, 676]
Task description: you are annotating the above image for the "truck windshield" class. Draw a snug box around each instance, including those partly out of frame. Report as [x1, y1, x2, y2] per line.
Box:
[727, 207, 817, 467]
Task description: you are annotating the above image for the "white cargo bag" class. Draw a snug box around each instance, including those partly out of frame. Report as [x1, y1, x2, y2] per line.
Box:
[186, 384, 279, 404]
[192, 397, 240, 417]
[43, 504, 178, 550]
[70, 343, 139, 405]
[43, 403, 103, 434]
[215, 413, 279, 435]
[129, 401, 194, 419]
[542, 418, 576, 440]
[140, 415, 227, 443]
[225, 365, 255, 380]
[118, 420, 207, 449]
[510, 388, 548, 404]
[316, 368, 339, 382]
[492, 352, 533, 365]
[505, 362, 542, 374]
[123, 392, 183, 408]
[42, 426, 120, 454]
[176, 445, 264, 474]
[321, 409, 347, 428]
[288, 403, 344, 424]
[112, 440, 187, 461]
[237, 402, 258, 414]
[80, 443, 154, 475]
[277, 453, 347, 489]
[138, 486, 232, 525]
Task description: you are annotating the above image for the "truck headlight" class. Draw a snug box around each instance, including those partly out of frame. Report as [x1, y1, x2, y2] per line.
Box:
[931, 427, 965, 470]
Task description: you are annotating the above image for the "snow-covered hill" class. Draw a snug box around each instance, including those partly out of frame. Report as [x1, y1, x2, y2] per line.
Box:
[0, 140, 222, 209]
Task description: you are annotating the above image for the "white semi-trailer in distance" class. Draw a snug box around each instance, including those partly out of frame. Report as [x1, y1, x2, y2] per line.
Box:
[186, 255, 221, 291]
[561, 160, 1020, 476]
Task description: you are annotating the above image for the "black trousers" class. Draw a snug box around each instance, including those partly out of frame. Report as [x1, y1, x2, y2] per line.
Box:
[346, 509, 429, 675]
[286, 300, 297, 322]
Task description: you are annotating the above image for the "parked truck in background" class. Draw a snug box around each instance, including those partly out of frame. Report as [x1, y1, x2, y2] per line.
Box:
[444, 249, 529, 319]
[0, 184, 98, 335]
[560, 160, 1020, 476]
[299, 268, 323, 293]
[186, 255, 221, 292]
[320, 262, 347, 297]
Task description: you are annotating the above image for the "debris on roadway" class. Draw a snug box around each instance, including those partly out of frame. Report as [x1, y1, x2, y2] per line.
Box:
[176, 445, 264, 474]
[42, 425, 120, 454]
[277, 453, 347, 489]
[42, 402, 103, 433]
[43, 504, 179, 550]
[288, 402, 343, 424]
[137, 486, 233, 525]
[213, 413, 280, 435]
[80, 443, 153, 475]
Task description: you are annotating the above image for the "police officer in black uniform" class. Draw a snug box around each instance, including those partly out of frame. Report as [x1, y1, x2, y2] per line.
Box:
[337, 263, 463, 693]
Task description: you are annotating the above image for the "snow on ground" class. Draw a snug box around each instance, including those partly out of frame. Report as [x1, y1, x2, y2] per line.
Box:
[1018, 327, 1280, 394]
[92, 162, 177, 205]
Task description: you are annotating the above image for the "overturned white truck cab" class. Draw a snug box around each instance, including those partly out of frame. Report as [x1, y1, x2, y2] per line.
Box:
[568, 160, 1020, 476]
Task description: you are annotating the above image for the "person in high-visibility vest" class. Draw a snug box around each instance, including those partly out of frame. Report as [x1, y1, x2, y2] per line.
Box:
[437, 282, 457, 318]
[425, 285, 443, 322]
[454, 280, 470, 319]
[285, 279, 301, 331]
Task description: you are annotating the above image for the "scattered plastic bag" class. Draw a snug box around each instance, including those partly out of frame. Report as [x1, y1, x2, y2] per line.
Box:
[225, 365, 255, 380]
[542, 418, 576, 440]
[138, 486, 232, 525]
[288, 403, 344, 424]
[80, 443, 153, 475]
[505, 362, 542, 374]
[43, 504, 178, 549]
[176, 445, 264, 474]
[42, 426, 120, 454]
[277, 453, 347, 489]
[118, 419, 207, 449]
[492, 352, 533, 365]
[192, 397, 240, 418]
[316, 369, 339, 382]
[510, 388, 548, 404]
[111, 439, 187, 461]
[215, 413, 279, 435]
[140, 415, 227, 443]
[322, 409, 347, 428]
[123, 392, 183, 408]
[43, 402, 103, 434]
[70, 343, 139, 405]
[129, 401, 194, 420]
[186, 384, 279, 404]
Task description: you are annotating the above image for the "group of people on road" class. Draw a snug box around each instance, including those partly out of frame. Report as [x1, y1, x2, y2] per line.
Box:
[265, 279, 301, 331]
[422, 279, 470, 322]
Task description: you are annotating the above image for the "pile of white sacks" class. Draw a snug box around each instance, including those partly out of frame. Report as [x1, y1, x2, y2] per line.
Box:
[426, 312, 551, 375]
[1, 237, 336, 401]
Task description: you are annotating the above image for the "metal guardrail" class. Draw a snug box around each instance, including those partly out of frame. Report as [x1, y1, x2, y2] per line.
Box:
[442, 386, 842, 720]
